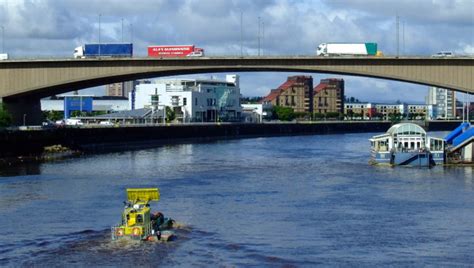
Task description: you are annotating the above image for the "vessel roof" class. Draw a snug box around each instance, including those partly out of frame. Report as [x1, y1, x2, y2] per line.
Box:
[386, 123, 426, 136]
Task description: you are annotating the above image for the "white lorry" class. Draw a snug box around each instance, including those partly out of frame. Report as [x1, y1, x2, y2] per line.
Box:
[316, 43, 380, 56]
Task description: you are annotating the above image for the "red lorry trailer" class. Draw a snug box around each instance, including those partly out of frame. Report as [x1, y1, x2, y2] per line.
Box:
[148, 45, 204, 58]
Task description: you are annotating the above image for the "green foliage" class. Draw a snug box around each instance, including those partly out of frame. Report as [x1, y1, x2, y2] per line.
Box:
[273, 106, 295, 121]
[43, 110, 64, 121]
[165, 106, 176, 123]
[241, 96, 263, 104]
[294, 112, 309, 119]
[345, 96, 360, 103]
[373, 112, 384, 120]
[346, 110, 354, 120]
[313, 113, 324, 120]
[388, 112, 403, 124]
[325, 112, 340, 119]
[43, 110, 108, 121]
[70, 111, 88, 117]
[0, 104, 12, 127]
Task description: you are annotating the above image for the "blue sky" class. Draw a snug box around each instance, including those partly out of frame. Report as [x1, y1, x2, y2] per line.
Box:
[1, 0, 473, 102]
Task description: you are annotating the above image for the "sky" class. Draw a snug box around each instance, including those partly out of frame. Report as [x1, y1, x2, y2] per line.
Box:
[0, 0, 473, 103]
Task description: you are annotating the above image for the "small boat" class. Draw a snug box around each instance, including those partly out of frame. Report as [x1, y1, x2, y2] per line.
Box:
[369, 123, 445, 167]
[111, 188, 175, 242]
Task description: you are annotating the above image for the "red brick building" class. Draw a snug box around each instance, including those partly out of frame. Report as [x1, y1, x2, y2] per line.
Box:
[313, 78, 345, 114]
[262, 76, 313, 113]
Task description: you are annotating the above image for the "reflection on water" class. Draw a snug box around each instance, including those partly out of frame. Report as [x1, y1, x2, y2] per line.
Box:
[0, 133, 473, 266]
[0, 162, 41, 176]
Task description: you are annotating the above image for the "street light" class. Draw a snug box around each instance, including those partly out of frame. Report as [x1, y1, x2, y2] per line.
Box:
[257, 16, 261, 56]
[240, 10, 243, 57]
[98, 14, 102, 57]
[200, 105, 204, 123]
[23, 114, 26, 126]
[1, 25, 4, 54]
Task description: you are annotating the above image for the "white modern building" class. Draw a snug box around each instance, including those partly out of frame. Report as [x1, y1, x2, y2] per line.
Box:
[374, 103, 406, 120]
[130, 75, 242, 122]
[241, 103, 273, 122]
[344, 102, 375, 120]
[426, 87, 456, 119]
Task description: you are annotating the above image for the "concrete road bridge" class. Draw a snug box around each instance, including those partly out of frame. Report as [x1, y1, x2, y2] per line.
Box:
[0, 56, 473, 124]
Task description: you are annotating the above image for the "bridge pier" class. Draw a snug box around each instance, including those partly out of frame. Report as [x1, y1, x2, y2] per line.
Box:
[2, 96, 42, 126]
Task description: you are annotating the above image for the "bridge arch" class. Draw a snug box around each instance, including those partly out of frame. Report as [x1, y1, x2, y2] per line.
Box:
[0, 57, 472, 124]
[0, 57, 472, 98]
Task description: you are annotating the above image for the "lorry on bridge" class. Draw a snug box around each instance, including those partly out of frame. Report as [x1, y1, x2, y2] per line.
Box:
[147, 45, 204, 58]
[73, 43, 133, 58]
[316, 43, 382, 56]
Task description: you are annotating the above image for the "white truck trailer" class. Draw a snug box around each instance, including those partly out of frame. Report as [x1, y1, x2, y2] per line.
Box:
[316, 43, 379, 56]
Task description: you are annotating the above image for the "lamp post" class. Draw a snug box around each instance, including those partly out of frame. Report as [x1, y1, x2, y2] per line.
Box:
[23, 114, 26, 126]
[257, 16, 261, 56]
[200, 105, 204, 123]
[240, 10, 243, 57]
[1, 25, 4, 54]
[396, 15, 399, 57]
[98, 14, 102, 57]
[261, 21, 264, 56]
[121, 18, 124, 42]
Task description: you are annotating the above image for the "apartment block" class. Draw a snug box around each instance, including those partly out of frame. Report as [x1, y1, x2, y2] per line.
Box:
[262, 76, 313, 113]
[313, 78, 344, 114]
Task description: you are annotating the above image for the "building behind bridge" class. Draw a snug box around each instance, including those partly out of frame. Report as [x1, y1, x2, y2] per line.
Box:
[261, 76, 314, 114]
[426, 87, 457, 119]
[262, 76, 344, 116]
[313, 78, 345, 115]
[130, 75, 242, 122]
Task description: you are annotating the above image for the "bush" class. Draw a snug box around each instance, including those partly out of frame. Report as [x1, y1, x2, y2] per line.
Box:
[0, 104, 12, 127]
[165, 106, 176, 123]
[273, 106, 295, 121]
[325, 112, 340, 119]
[313, 113, 324, 120]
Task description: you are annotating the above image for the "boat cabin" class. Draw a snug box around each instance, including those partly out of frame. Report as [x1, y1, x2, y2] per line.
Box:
[370, 123, 445, 166]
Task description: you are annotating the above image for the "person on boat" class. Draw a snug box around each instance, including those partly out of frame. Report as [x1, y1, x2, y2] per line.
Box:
[150, 212, 165, 239]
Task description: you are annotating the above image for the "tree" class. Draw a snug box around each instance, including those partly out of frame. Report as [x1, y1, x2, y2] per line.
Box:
[273, 106, 295, 121]
[346, 110, 354, 120]
[313, 112, 324, 120]
[70, 110, 88, 117]
[0, 104, 12, 127]
[241, 96, 263, 104]
[294, 112, 309, 120]
[165, 106, 176, 123]
[325, 112, 340, 119]
[389, 112, 402, 124]
[43, 111, 64, 121]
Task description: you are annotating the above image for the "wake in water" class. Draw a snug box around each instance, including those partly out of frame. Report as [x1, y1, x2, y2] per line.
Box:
[12, 223, 192, 267]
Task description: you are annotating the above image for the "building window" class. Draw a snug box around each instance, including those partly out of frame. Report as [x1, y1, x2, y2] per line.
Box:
[183, 98, 187, 106]
[195, 98, 198, 105]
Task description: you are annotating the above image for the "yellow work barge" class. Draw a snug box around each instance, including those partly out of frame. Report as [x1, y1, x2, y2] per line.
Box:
[112, 188, 160, 240]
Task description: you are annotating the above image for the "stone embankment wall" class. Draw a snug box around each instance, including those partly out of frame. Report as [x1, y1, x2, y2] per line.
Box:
[0, 121, 463, 157]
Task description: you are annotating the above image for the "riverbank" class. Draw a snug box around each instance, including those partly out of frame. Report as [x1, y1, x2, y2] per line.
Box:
[0, 121, 464, 165]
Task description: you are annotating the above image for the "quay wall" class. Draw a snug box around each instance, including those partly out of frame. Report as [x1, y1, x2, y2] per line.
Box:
[0, 121, 464, 157]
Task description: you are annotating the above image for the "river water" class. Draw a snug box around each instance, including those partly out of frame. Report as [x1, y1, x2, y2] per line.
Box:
[0, 132, 473, 266]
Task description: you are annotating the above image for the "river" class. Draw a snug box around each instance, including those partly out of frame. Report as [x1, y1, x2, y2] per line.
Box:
[1, 132, 473, 266]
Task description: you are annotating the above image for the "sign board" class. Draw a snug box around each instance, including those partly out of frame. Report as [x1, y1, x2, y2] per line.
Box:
[64, 96, 93, 118]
